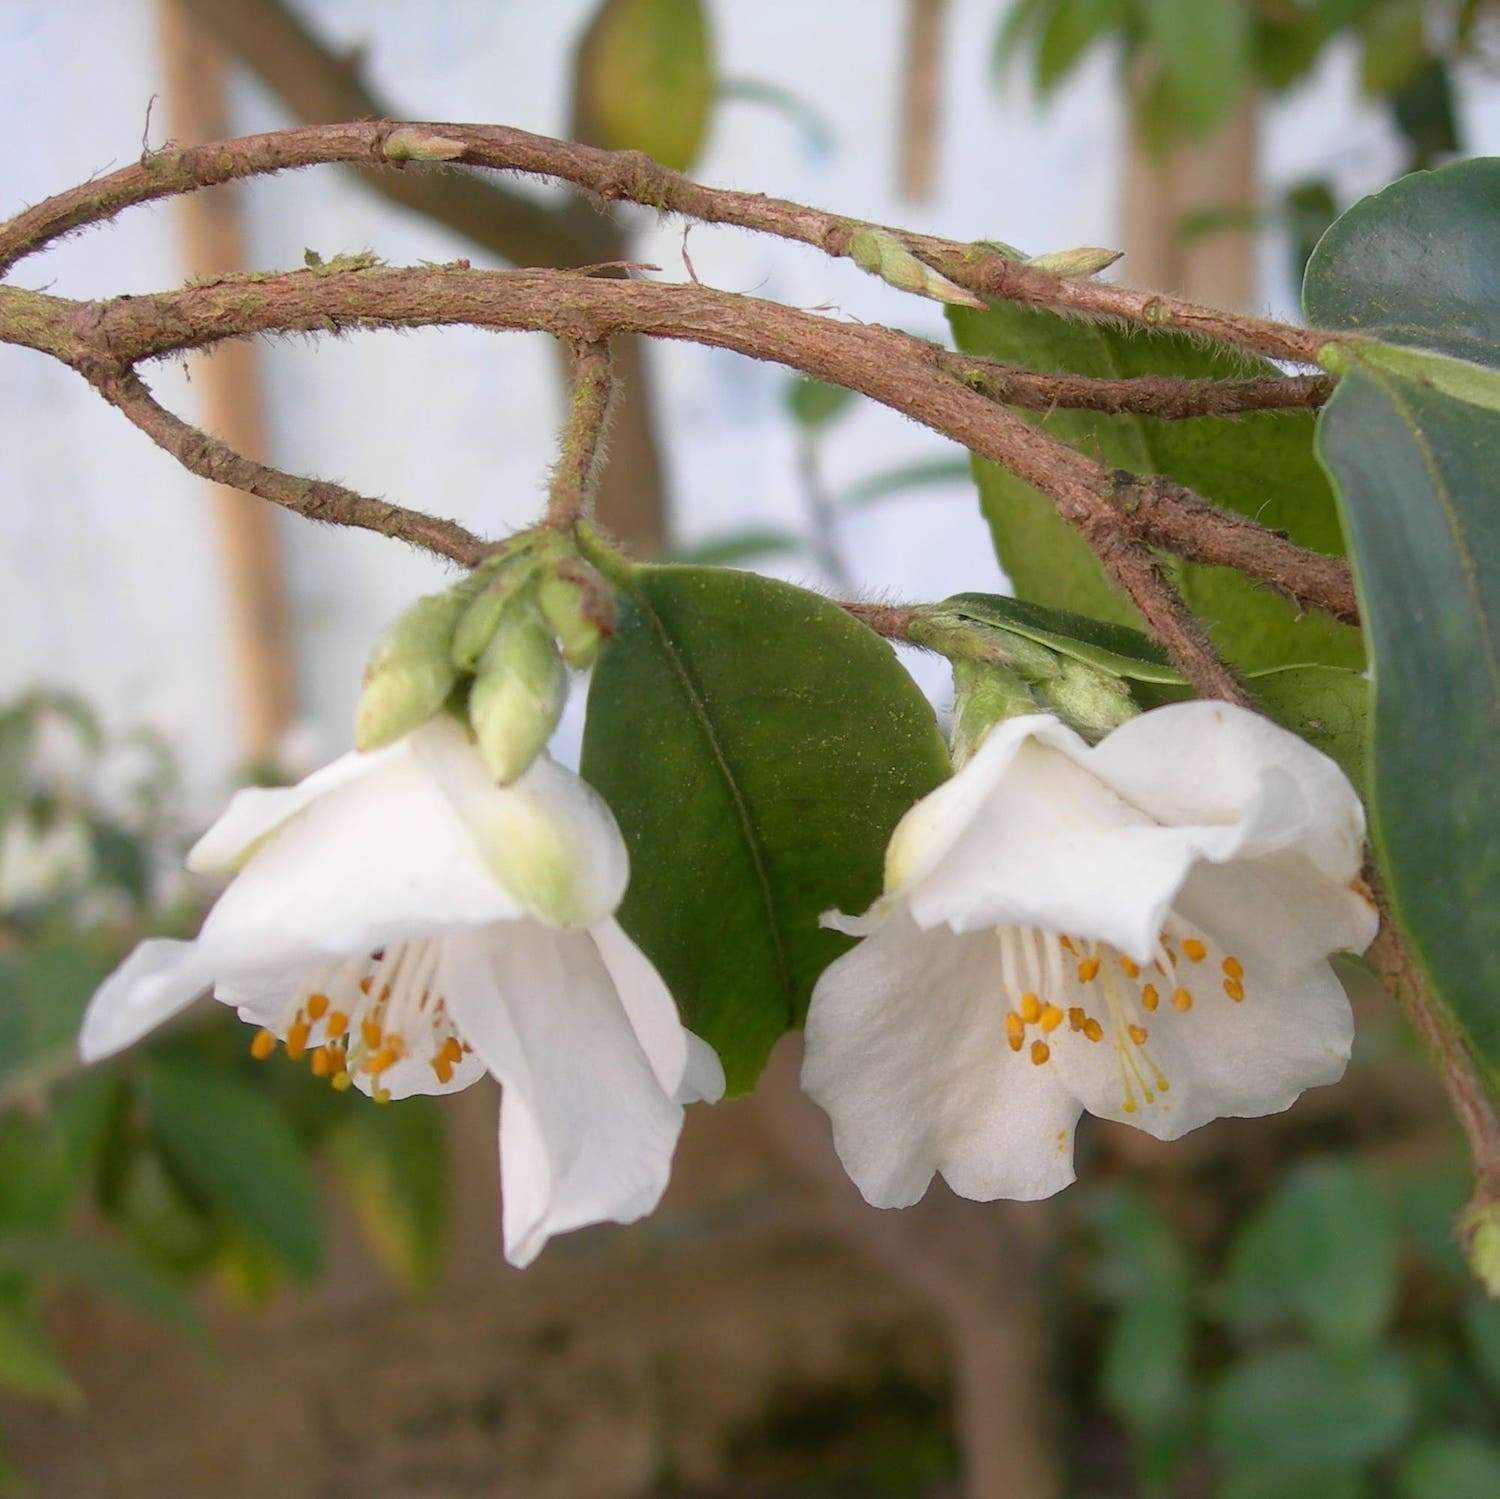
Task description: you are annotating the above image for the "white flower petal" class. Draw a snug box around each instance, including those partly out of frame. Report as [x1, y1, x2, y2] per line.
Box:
[1083, 701, 1368, 884]
[590, 918, 725, 1104]
[412, 723, 628, 929]
[187, 744, 398, 873]
[443, 925, 683, 1267]
[801, 907, 1080, 1208]
[196, 737, 522, 962]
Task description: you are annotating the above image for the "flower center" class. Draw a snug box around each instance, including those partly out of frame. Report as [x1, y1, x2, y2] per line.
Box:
[998, 918, 1248, 1115]
[247, 939, 472, 1101]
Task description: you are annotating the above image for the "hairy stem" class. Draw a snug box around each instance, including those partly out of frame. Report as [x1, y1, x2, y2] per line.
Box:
[545, 340, 615, 530]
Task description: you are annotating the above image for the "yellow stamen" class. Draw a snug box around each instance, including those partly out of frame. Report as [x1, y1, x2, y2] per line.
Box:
[372, 1088, 391, 1104]
[1119, 955, 1140, 979]
[1141, 984, 1160, 1012]
[1067, 1006, 1086, 1032]
[360, 1018, 383, 1050]
[1030, 1039, 1050, 1066]
[309, 1047, 331, 1078]
[1223, 978, 1245, 1002]
[1019, 992, 1042, 1023]
[249, 1028, 276, 1061]
[358, 976, 372, 995]
[1171, 986, 1193, 1012]
[438, 1036, 463, 1066]
[1222, 955, 1244, 980]
[1128, 1024, 1148, 1046]
[305, 992, 329, 1020]
[330, 1070, 352, 1092]
[1005, 1012, 1026, 1052]
[1082, 1018, 1104, 1043]
[326, 1010, 349, 1037]
[1077, 956, 1101, 983]
[432, 1058, 454, 1084]
[1058, 935, 1075, 953]
[1039, 1004, 1064, 1033]
[1181, 938, 1207, 962]
[285, 1019, 310, 1061]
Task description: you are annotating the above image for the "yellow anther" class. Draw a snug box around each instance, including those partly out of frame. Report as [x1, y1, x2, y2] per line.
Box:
[309, 1047, 332, 1078]
[1059, 935, 1075, 953]
[438, 1036, 463, 1066]
[326, 1010, 349, 1037]
[358, 976, 373, 995]
[1083, 1018, 1104, 1043]
[1019, 992, 1042, 1023]
[285, 1019, 310, 1061]
[1030, 1039, 1050, 1066]
[1171, 986, 1193, 1012]
[1181, 938, 1207, 962]
[1223, 978, 1245, 1002]
[360, 1018, 383, 1050]
[361, 1045, 400, 1076]
[1128, 1024, 1148, 1046]
[431, 1058, 454, 1084]
[372, 1088, 391, 1105]
[306, 992, 329, 1020]
[1222, 955, 1244, 980]
[1123, 1098, 1138, 1114]
[1005, 1012, 1026, 1052]
[1119, 955, 1140, 979]
[1039, 1004, 1064, 1033]
[1068, 1006, 1086, 1032]
[330, 1070, 352, 1092]
[1077, 957, 1101, 982]
[1141, 984, 1160, 1012]
[249, 1028, 277, 1061]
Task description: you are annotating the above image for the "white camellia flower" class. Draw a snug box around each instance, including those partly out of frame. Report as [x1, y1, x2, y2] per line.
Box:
[80, 715, 723, 1267]
[801, 701, 1378, 1209]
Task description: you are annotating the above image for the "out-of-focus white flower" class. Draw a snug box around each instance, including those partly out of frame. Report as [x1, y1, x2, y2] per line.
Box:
[80, 716, 722, 1267]
[801, 702, 1378, 1209]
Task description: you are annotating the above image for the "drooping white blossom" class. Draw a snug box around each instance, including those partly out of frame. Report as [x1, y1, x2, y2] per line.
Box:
[80, 715, 722, 1266]
[801, 702, 1378, 1209]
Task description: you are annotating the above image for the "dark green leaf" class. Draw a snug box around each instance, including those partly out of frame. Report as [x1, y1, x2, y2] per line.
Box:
[581, 565, 949, 1091]
[1390, 59, 1460, 169]
[667, 529, 807, 567]
[1220, 1471, 1368, 1499]
[1358, 0, 1428, 97]
[1399, 1433, 1500, 1499]
[1243, 664, 1369, 791]
[573, 0, 713, 171]
[1140, 0, 1252, 140]
[1220, 1160, 1396, 1351]
[1313, 367, 1500, 1074]
[0, 931, 113, 1099]
[330, 1097, 448, 1292]
[0, 1300, 78, 1406]
[946, 303, 1361, 674]
[0, 1231, 202, 1341]
[142, 1055, 321, 1275]
[1284, 179, 1340, 291]
[1304, 159, 1500, 367]
[992, 0, 1052, 77]
[1034, 0, 1123, 95]
[1208, 1346, 1412, 1474]
[1464, 1296, 1500, 1397]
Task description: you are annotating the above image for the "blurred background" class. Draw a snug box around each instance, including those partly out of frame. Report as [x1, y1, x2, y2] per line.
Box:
[2, 2, 1500, 1494]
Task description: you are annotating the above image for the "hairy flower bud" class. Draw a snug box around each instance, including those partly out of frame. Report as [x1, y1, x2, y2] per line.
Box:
[1034, 655, 1140, 741]
[1026, 246, 1123, 278]
[451, 545, 557, 673]
[467, 603, 568, 784]
[536, 558, 616, 669]
[355, 578, 487, 752]
[847, 227, 985, 309]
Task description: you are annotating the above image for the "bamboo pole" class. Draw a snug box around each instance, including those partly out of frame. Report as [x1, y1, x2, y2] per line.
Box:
[155, 0, 296, 763]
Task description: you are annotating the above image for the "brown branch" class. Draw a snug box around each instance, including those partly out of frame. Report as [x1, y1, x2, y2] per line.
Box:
[0, 117, 1341, 367]
[943, 355, 1335, 418]
[89, 362, 488, 565]
[545, 340, 615, 530]
[8, 264, 1353, 630]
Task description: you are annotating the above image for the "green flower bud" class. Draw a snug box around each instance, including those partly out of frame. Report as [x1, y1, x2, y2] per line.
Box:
[950, 659, 1039, 766]
[847, 227, 985, 309]
[382, 128, 468, 162]
[1034, 655, 1139, 741]
[467, 603, 568, 784]
[1026, 246, 1123, 278]
[355, 575, 491, 752]
[536, 558, 616, 669]
[1463, 1199, 1500, 1299]
[447, 537, 564, 672]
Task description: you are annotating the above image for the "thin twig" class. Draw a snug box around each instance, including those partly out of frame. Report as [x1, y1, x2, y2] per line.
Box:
[544, 339, 615, 530]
